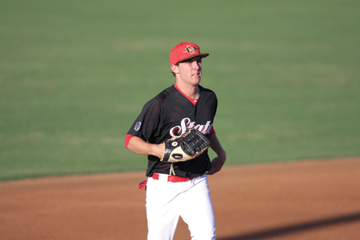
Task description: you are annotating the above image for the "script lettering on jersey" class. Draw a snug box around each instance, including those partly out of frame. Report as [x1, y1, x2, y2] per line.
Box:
[169, 117, 213, 137]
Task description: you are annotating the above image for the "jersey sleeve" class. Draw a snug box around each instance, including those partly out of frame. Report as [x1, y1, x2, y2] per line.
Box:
[126, 97, 162, 143]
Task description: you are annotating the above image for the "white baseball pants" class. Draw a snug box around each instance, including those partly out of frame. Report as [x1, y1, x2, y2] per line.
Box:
[146, 174, 216, 240]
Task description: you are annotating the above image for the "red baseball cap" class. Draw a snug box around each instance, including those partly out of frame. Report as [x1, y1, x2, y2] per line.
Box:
[170, 42, 209, 66]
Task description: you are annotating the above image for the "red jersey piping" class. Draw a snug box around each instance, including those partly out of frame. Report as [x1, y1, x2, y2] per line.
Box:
[125, 134, 134, 149]
[174, 84, 198, 106]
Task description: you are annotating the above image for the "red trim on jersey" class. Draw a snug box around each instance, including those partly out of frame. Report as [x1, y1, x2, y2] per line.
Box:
[125, 134, 134, 149]
[174, 84, 197, 106]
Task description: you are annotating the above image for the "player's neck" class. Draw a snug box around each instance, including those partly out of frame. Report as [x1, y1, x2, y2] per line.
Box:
[174, 82, 200, 99]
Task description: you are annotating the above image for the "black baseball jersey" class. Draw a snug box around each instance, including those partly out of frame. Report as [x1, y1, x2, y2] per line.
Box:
[127, 84, 218, 178]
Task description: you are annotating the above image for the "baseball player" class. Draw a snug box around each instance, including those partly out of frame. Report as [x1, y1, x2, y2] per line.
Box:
[125, 42, 226, 240]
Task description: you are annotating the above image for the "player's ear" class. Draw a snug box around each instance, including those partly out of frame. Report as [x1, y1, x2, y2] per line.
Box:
[171, 64, 179, 75]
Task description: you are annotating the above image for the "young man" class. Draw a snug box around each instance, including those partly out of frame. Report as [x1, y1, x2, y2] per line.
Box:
[125, 42, 226, 240]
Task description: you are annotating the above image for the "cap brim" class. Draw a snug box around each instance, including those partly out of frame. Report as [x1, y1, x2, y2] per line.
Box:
[177, 53, 209, 64]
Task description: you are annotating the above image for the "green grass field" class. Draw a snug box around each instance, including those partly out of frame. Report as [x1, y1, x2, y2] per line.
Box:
[1, 0, 359, 180]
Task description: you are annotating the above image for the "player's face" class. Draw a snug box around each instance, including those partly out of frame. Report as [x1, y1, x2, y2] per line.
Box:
[174, 57, 203, 86]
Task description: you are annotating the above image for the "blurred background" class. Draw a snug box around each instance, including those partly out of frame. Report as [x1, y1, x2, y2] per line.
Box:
[1, 0, 359, 180]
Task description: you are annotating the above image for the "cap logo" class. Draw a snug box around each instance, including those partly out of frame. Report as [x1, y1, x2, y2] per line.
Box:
[183, 45, 199, 54]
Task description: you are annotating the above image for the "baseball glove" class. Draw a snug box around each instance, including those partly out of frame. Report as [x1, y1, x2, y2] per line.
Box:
[161, 128, 211, 163]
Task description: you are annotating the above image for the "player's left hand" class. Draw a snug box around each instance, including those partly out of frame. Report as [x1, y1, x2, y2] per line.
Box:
[206, 154, 226, 175]
[207, 133, 226, 175]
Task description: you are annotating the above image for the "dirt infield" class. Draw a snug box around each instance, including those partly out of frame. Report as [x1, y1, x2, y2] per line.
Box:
[1, 157, 359, 240]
